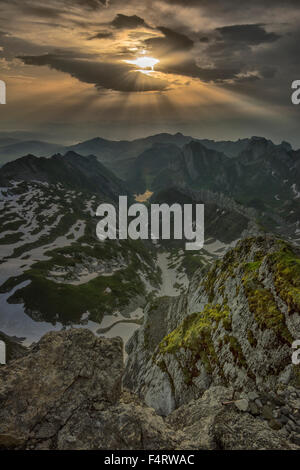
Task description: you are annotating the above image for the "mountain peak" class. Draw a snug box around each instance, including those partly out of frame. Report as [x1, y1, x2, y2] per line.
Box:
[280, 140, 292, 151]
[63, 150, 83, 159]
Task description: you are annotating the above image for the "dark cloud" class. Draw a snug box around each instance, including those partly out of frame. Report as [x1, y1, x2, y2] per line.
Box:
[2, 0, 300, 146]
[0, 0, 109, 15]
[185, 23, 283, 85]
[163, 0, 300, 10]
[89, 31, 114, 40]
[17, 4, 64, 18]
[19, 52, 168, 92]
[216, 24, 280, 44]
[145, 27, 194, 55]
[157, 59, 241, 82]
[70, 0, 108, 8]
[0, 30, 49, 59]
[110, 14, 149, 29]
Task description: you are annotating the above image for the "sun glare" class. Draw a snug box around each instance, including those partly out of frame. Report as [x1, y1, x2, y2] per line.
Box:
[125, 56, 160, 73]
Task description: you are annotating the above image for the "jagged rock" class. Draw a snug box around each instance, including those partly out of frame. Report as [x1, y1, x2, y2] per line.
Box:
[166, 387, 294, 450]
[213, 408, 293, 450]
[0, 329, 183, 450]
[0, 330, 298, 450]
[166, 386, 234, 449]
[0, 329, 123, 449]
[55, 390, 184, 451]
[0, 331, 27, 363]
[125, 237, 300, 415]
[235, 399, 249, 412]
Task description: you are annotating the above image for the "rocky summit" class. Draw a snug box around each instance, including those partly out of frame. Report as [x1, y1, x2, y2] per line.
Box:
[0, 133, 299, 451]
[0, 323, 299, 450]
[0, 329, 179, 450]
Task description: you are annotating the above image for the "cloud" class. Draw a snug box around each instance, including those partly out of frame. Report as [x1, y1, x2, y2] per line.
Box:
[110, 14, 149, 29]
[215, 24, 280, 44]
[157, 59, 241, 82]
[0, 0, 109, 17]
[68, 0, 109, 8]
[145, 27, 194, 55]
[141, 22, 282, 84]
[17, 4, 65, 18]
[0, 30, 50, 59]
[178, 23, 283, 84]
[18, 52, 168, 92]
[162, 0, 300, 10]
[89, 31, 114, 40]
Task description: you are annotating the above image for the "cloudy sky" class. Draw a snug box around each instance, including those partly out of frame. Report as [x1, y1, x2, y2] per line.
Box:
[0, 0, 300, 145]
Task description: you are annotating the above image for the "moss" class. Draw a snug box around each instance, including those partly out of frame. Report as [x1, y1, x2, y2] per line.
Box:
[156, 359, 176, 394]
[159, 304, 231, 355]
[242, 260, 292, 345]
[203, 265, 219, 302]
[267, 242, 300, 315]
[244, 260, 262, 272]
[247, 329, 257, 348]
[290, 365, 300, 388]
[157, 304, 231, 382]
[202, 244, 252, 302]
[223, 334, 248, 369]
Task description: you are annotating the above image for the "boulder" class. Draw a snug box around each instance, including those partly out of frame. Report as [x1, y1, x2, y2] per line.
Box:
[0, 329, 182, 450]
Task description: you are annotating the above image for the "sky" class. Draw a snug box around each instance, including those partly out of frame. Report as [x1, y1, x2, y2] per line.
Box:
[0, 0, 300, 146]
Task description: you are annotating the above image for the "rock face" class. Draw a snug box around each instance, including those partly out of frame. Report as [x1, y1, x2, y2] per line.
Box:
[124, 236, 300, 440]
[0, 328, 298, 450]
[166, 386, 295, 450]
[0, 329, 183, 450]
[0, 329, 120, 449]
[0, 331, 27, 363]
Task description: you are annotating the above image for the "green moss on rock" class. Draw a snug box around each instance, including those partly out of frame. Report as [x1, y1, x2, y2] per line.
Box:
[159, 304, 231, 355]
[242, 258, 293, 345]
[223, 334, 248, 369]
[268, 242, 300, 315]
[157, 304, 231, 383]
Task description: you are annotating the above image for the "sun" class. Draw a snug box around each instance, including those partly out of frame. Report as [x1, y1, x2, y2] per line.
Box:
[125, 56, 160, 73]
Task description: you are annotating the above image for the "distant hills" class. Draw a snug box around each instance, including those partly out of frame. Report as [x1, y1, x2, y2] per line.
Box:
[0, 132, 299, 241]
[1, 131, 294, 175]
[0, 151, 128, 202]
[0, 140, 66, 165]
[127, 137, 300, 204]
[0, 132, 194, 168]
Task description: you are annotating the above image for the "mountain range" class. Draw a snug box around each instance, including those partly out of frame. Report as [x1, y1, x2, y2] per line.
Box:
[0, 151, 128, 202]
[0, 131, 294, 175]
[1, 134, 299, 242]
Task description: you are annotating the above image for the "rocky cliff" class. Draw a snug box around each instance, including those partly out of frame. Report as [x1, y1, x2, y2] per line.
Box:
[124, 236, 300, 445]
[0, 328, 297, 450]
[0, 329, 181, 450]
